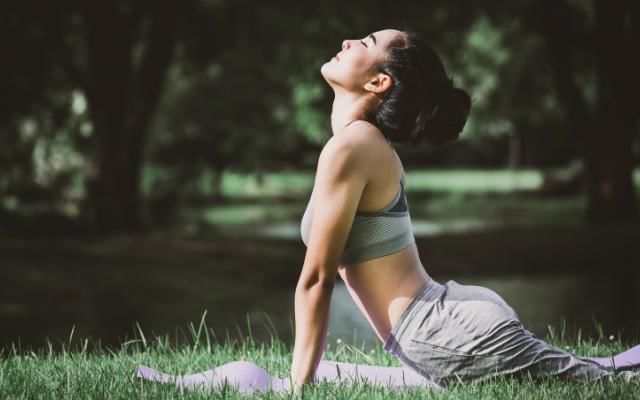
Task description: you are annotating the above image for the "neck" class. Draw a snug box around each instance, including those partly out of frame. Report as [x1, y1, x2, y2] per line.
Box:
[330, 88, 378, 135]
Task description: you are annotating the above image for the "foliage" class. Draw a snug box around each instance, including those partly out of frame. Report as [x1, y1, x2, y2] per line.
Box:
[1, 0, 637, 231]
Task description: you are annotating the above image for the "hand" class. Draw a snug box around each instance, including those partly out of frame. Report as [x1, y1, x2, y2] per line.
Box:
[290, 380, 305, 397]
[290, 375, 315, 397]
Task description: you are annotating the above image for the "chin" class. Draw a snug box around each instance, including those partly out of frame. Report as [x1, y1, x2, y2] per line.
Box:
[321, 62, 346, 87]
[320, 61, 332, 77]
[320, 62, 335, 84]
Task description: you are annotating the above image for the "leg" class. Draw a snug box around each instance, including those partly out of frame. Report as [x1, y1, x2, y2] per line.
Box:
[582, 344, 640, 370]
[492, 323, 640, 383]
[490, 323, 616, 381]
[315, 360, 443, 390]
[384, 279, 640, 386]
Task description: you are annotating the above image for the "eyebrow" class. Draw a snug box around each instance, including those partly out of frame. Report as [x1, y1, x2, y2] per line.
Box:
[368, 33, 377, 45]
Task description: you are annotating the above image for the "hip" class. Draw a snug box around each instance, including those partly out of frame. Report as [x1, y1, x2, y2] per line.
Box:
[383, 279, 522, 378]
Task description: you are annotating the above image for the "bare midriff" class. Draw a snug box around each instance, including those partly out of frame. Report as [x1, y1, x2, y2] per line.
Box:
[337, 241, 430, 344]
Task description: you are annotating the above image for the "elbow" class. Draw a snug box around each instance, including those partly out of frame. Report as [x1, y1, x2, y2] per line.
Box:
[296, 271, 336, 294]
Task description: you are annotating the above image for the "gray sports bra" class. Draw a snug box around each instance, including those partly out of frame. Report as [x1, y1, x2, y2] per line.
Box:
[300, 174, 415, 265]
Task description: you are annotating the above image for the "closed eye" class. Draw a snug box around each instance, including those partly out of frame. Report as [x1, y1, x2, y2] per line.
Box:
[360, 40, 368, 48]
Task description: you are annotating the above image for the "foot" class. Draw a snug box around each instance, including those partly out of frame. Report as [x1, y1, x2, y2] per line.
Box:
[584, 344, 640, 370]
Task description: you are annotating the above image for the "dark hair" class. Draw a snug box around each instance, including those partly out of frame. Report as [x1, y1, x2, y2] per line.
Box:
[372, 31, 471, 146]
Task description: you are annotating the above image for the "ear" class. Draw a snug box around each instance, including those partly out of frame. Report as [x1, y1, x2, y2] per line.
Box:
[364, 72, 392, 94]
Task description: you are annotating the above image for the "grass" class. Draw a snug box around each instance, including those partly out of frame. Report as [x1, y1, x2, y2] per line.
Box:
[1, 313, 639, 399]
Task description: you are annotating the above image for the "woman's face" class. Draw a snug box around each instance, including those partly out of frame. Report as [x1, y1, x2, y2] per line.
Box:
[321, 29, 403, 93]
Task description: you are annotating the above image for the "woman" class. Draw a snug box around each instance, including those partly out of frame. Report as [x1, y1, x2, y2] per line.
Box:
[291, 28, 639, 390]
[137, 28, 639, 395]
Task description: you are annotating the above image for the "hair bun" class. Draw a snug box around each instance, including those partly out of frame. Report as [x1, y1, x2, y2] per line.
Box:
[373, 31, 471, 146]
[415, 85, 471, 146]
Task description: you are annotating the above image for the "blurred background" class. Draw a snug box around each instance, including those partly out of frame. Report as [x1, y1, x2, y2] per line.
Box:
[1, 0, 639, 352]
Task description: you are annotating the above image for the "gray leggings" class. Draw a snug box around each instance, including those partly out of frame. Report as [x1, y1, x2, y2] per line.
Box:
[383, 278, 635, 386]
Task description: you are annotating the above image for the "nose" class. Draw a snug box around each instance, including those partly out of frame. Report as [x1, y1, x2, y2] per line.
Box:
[342, 40, 350, 50]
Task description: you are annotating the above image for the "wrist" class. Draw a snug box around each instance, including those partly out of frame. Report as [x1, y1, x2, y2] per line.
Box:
[290, 374, 315, 393]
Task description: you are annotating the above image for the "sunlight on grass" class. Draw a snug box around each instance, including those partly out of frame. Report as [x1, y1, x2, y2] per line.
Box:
[219, 168, 640, 197]
[218, 169, 548, 197]
[221, 171, 313, 197]
[406, 169, 544, 193]
[197, 204, 298, 225]
[176, 168, 640, 235]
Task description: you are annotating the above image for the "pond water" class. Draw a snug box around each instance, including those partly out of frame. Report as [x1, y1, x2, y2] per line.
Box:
[1, 219, 639, 353]
[2, 262, 638, 353]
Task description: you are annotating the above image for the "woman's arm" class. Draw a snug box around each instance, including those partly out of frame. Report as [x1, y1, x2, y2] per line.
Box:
[290, 133, 368, 391]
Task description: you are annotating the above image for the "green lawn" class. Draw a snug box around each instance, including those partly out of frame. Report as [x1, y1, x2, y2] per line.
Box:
[214, 168, 640, 197]
[2, 317, 639, 399]
[198, 168, 546, 199]
[171, 168, 640, 234]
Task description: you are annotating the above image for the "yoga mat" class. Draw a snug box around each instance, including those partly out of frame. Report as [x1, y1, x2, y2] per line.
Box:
[583, 344, 640, 370]
[136, 345, 640, 394]
[136, 359, 443, 394]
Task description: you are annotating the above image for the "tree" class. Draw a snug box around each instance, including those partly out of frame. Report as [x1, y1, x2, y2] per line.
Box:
[529, 0, 639, 222]
[75, 1, 183, 233]
[5, 0, 188, 233]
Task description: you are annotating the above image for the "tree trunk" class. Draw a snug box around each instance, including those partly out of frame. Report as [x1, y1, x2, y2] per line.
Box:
[611, 138, 637, 219]
[589, 0, 639, 222]
[81, 1, 180, 234]
[85, 120, 145, 233]
[507, 131, 521, 169]
[531, 0, 638, 223]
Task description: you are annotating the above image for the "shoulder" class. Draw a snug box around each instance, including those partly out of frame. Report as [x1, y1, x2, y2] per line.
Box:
[318, 120, 382, 173]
